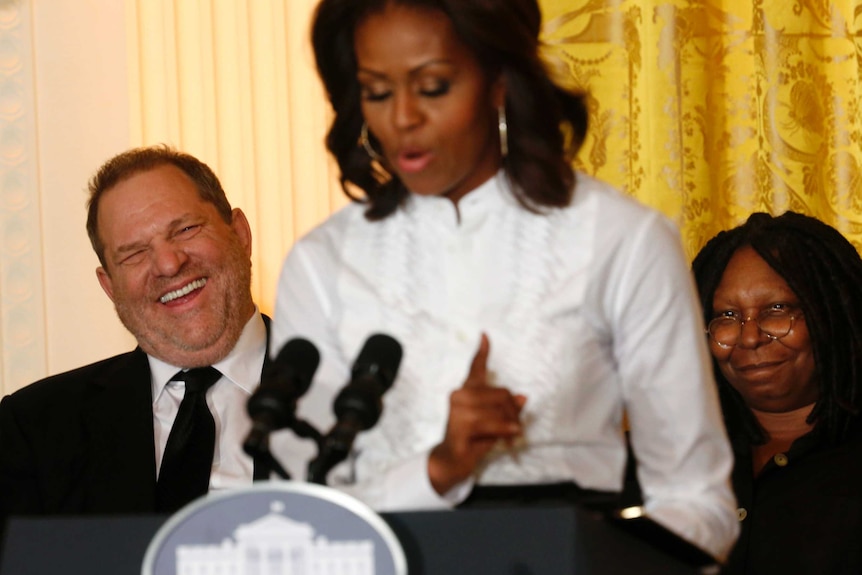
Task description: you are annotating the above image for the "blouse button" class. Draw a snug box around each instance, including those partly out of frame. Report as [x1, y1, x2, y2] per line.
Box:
[773, 453, 789, 466]
[737, 508, 747, 521]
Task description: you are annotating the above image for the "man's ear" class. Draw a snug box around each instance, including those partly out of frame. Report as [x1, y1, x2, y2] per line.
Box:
[96, 267, 115, 302]
[231, 208, 253, 258]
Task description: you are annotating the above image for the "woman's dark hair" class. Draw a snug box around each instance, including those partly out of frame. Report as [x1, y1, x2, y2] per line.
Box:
[310, 0, 588, 219]
[692, 211, 862, 444]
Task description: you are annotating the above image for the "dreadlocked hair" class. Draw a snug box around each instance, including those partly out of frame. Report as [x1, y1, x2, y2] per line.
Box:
[692, 211, 862, 445]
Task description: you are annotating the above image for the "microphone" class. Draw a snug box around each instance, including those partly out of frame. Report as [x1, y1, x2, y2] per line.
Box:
[243, 337, 320, 459]
[307, 333, 403, 484]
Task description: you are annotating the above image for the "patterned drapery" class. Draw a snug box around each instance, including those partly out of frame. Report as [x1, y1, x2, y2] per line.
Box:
[541, 0, 862, 257]
[128, 0, 862, 293]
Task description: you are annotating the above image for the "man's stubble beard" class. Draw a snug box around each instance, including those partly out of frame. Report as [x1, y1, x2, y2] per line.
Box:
[113, 240, 254, 367]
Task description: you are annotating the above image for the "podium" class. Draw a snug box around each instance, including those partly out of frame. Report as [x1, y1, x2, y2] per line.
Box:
[0, 506, 702, 574]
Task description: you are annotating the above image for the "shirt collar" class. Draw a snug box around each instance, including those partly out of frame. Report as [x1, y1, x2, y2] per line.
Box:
[149, 308, 267, 401]
[405, 169, 513, 221]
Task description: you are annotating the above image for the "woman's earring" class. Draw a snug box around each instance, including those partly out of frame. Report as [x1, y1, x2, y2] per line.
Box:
[498, 105, 508, 158]
[360, 122, 384, 163]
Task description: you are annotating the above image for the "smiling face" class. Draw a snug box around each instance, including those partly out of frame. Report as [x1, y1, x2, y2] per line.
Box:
[95, 164, 255, 367]
[353, 4, 504, 204]
[709, 245, 818, 413]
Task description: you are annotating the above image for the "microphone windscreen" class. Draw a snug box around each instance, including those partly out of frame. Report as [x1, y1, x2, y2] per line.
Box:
[351, 333, 403, 391]
[267, 337, 320, 396]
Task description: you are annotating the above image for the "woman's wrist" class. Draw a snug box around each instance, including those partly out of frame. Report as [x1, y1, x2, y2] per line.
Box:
[428, 444, 470, 495]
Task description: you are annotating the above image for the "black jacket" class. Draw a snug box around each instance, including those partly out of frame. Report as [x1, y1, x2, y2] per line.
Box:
[723, 420, 862, 574]
[0, 348, 159, 517]
[0, 315, 272, 523]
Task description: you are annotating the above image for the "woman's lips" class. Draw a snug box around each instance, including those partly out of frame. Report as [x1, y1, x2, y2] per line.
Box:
[737, 360, 783, 371]
[396, 149, 433, 174]
[734, 359, 786, 380]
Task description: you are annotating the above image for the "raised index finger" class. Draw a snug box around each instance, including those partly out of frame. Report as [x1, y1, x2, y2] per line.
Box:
[462, 333, 490, 388]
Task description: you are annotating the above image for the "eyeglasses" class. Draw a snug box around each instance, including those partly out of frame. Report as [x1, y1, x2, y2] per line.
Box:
[706, 305, 803, 349]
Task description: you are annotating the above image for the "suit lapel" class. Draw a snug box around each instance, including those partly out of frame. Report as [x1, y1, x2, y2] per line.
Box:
[78, 314, 274, 506]
[80, 348, 157, 512]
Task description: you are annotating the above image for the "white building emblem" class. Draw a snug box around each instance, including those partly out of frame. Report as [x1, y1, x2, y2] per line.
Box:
[142, 483, 406, 575]
[175, 502, 375, 575]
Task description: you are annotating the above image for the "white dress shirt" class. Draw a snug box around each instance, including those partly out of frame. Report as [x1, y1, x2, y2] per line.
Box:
[271, 171, 739, 560]
[151, 310, 267, 490]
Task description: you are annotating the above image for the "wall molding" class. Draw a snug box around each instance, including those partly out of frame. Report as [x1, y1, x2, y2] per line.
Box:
[0, 0, 48, 394]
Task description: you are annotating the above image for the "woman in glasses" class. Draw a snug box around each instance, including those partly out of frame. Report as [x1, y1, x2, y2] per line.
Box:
[692, 211, 862, 574]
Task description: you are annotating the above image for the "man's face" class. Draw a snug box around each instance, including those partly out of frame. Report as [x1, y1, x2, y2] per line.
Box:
[95, 164, 255, 367]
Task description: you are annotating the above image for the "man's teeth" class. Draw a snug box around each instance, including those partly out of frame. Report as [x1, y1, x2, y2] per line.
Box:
[160, 278, 207, 304]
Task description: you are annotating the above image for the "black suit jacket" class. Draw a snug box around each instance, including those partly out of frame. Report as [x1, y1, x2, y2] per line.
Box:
[0, 315, 272, 522]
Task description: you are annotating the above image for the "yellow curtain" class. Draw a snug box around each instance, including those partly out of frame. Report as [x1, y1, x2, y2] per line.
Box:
[129, 0, 862, 299]
[540, 0, 862, 258]
[126, 0, 344, 315]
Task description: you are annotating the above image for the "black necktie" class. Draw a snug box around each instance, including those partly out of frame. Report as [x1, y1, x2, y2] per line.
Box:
[155, 366, 221, 513]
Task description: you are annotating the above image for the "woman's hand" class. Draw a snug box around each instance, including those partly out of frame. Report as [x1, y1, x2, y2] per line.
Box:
[428, 333, 527, 495]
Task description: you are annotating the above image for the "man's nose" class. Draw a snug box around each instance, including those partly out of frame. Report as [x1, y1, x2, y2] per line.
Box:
[151, 243, 188, 277]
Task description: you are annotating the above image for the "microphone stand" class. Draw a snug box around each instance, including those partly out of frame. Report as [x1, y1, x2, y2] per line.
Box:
[244, 418, 324, 481]
[307, 415, 362, 485]
[252, 450, 292, 481]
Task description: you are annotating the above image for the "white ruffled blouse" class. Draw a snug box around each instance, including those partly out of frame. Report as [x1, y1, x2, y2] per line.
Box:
[271, 170, 738, 560]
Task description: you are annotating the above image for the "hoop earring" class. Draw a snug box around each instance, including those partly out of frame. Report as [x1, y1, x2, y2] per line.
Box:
[360, 122, 384, 163]
[497, 105, 508, 158]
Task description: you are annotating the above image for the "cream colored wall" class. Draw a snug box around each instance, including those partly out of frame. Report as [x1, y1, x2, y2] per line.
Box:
[0, 0, 135, 395]
[33, 0, 137, 374]
[127, 0, 344, 321]
[33, 0, 137, 372]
